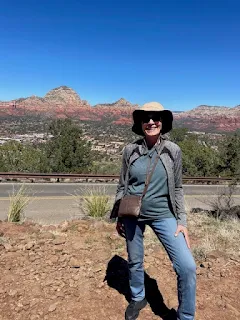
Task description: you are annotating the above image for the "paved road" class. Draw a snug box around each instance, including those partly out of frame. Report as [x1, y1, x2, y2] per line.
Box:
[0, 183, 239, 224]
[0, 182, 239, 198]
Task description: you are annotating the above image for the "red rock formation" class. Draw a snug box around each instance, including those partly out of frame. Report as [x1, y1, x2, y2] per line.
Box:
[174, 105, 240, 132]
[0, 88, 239, 132]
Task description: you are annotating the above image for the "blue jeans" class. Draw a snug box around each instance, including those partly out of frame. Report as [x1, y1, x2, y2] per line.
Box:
[123, 217, 196, 320]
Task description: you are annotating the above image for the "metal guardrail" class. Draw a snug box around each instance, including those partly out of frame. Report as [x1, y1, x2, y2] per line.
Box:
[0, 172, 117, 179]
[0, 172, 236, 183]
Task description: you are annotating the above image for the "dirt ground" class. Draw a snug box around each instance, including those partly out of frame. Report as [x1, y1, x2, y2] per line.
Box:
[0, 218, 239, 320]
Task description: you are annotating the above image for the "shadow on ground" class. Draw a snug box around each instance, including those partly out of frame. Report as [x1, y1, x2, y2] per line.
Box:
[104, 255, 177, 319]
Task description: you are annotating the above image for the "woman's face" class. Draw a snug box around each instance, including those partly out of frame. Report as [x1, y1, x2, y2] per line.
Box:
[141, 112, 162, 138]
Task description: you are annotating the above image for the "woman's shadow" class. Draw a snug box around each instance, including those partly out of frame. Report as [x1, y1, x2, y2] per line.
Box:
[104, 255, 177, 319]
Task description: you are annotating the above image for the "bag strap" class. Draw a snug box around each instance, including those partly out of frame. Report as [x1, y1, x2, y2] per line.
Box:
[141, 139, 165, 198]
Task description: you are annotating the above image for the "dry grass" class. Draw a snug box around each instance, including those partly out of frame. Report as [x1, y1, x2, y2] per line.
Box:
[188, 211, 240, 261]
[80, 186, 111, 218]
[7, 185, 31, 223]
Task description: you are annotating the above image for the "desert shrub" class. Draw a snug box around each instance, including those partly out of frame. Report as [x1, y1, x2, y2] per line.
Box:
[207, 182, 240, 220]
[7, 185, 30, 222]
[192, 247, 207, 262]
[81, 187, 110, 218]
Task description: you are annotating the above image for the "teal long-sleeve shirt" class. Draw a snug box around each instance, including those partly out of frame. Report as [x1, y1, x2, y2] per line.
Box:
[127, 147, 174, 220]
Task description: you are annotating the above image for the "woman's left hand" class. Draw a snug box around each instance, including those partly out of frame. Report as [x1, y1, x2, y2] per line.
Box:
[175, 225, 191, 249]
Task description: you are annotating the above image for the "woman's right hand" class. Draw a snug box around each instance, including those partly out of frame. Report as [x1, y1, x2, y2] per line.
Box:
[116, 219, 126, 238]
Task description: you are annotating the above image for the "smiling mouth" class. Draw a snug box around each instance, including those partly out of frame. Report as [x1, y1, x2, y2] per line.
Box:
[146, 126, 158, 130]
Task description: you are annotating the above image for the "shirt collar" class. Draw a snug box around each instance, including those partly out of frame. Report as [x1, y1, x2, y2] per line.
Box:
[141, 136, 162, 155]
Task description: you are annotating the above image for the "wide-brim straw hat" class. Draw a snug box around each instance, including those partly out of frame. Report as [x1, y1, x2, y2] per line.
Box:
[132, 102, 173, 135]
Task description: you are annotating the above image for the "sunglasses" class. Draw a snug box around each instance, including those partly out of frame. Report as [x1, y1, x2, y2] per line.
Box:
[141, 112, 162, 123]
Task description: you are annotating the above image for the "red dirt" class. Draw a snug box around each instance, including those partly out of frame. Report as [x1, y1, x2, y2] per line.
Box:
[0, 219, 239, 320]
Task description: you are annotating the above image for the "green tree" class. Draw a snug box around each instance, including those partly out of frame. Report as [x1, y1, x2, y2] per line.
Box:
[179, 136, 221, 177]
[90, 159, 122, 175]
[0, 141, 49, 172]
[45, 119, 93, 172]
[169, 127, 188, 144]
[217, 133, 240, 177]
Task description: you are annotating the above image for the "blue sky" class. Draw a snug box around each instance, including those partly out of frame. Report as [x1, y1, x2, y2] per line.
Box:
[0, 0, 239, 111]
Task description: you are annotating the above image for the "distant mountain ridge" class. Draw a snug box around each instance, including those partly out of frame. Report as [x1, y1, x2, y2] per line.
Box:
[174, 104, 240, 132]
[0, 86, 239, 132]
[94, 98, 139, 109]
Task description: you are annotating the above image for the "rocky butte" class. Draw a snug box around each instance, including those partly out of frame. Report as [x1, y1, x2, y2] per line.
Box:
[0, 86, 239, 132]
[0, 86, 90, 118]
[174, 105, 240, 132]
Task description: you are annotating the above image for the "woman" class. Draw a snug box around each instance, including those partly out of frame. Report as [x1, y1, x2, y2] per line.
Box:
[111, 102, 196, 320]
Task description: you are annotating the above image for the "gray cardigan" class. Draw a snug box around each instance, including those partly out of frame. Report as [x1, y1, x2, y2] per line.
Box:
[112, 137, 187, 227]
